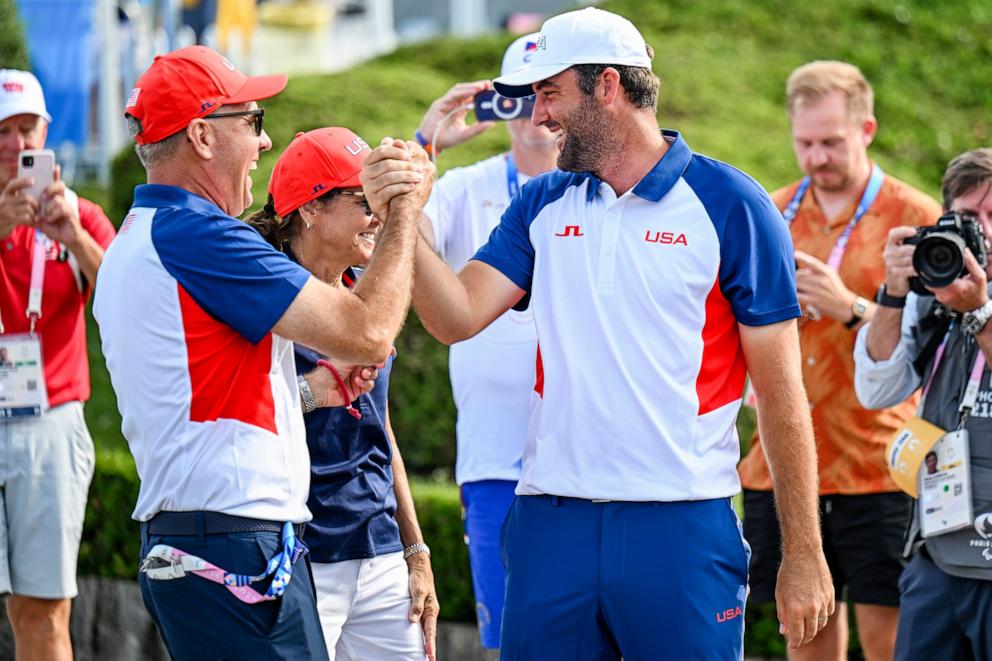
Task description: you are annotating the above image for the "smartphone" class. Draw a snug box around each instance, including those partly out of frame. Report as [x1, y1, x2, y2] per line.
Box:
[474, 90, 536, 122]
[17, 149, 56, 201]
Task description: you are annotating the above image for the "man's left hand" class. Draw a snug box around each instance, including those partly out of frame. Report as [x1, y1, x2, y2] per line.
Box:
[407, 552, 439, 661]
[795, 250, 856, 321]
[35, 166, 82, 248]
[775, 548, 835, 650]
[928, 249, 989, 313]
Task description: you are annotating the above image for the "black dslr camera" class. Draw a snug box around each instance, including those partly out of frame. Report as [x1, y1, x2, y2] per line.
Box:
[905, 211, 987, 294]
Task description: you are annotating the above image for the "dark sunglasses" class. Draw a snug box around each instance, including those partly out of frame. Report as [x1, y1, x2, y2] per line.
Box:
[204, 108, 265, 136]
[337, 190, 373, 216]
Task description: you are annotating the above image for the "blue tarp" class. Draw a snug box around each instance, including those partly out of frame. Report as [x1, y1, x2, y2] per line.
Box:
[14, 0, 94, 149]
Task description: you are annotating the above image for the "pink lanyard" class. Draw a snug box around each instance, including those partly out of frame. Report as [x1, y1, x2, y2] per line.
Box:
[922, 325, 987, 421]
[0, 229, 48, 336]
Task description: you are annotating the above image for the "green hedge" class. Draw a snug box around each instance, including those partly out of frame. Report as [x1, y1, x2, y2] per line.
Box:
[0, 0, 29, 70]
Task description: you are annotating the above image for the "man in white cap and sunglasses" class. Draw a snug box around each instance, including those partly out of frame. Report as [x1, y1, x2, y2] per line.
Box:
[363, 7, 834, 658]
[0, 69, 115, 660]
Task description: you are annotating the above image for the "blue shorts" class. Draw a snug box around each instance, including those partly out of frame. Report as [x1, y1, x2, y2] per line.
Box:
[499, 495, 749, 660]
[462, 479, 517, 649]
[895, 551, 992, 661]
[138, 524, 328, 660]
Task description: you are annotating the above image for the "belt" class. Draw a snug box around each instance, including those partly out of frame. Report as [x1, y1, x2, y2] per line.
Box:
[146, 511, 306, 538]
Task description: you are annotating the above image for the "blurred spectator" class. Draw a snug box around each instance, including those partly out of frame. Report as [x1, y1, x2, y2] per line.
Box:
[181, 0, 217, 44]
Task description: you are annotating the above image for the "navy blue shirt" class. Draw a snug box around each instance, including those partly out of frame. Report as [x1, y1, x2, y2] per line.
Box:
[294, 271, 401, 563]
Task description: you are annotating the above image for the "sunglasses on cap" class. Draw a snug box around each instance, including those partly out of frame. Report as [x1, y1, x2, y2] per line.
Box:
[204, 108, 265, 136]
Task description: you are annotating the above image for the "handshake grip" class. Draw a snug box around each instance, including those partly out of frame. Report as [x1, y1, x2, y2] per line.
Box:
[904, 211, 988, 294]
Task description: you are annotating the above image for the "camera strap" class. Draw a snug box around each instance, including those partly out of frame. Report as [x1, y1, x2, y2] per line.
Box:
[783, 164, 885, 270]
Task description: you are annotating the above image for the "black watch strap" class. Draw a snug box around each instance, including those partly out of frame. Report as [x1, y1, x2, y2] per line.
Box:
[876, 285, 906, 309]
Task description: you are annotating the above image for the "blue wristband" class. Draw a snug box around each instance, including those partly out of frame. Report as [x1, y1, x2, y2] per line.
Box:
[414, 130, 429, 148]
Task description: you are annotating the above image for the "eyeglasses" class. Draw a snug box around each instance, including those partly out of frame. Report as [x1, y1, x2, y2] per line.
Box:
[337, 190, 373, 217]
[204, 108, 265, 136]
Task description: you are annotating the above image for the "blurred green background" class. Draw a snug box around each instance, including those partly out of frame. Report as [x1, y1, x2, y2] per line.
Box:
[6, 0, 992, 656]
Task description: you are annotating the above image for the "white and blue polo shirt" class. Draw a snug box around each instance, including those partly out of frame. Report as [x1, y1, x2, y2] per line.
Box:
[474, 131, 800, 502]
[94, 185, 312, 523]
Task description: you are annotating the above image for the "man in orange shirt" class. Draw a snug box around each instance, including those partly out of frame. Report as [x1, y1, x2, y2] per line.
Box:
[738, 61, 941, 661]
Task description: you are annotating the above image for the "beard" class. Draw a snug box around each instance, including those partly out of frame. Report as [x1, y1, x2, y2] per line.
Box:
[555, 96, 616, 173]
[809, 167, 853, 193]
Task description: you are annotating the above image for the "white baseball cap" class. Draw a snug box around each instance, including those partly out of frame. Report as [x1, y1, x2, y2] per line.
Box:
[500, 32, 542, 78]
[0, 69, 51, 123]
[493, 8, 651, 99]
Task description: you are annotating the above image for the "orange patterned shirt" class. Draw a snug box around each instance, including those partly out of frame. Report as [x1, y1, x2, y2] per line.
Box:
[738, 171, 942, 494]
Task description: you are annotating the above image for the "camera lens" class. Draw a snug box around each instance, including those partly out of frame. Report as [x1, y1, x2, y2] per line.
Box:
[21, 156, 33, 167]
[913, 233, 965, 288]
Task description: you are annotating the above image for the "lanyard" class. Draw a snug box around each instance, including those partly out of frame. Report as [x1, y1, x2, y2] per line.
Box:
[921, 323, 987, 424]
[506, 153, 519, 200]
[0, 229, 49, 336]
[783, 164, 885, 270]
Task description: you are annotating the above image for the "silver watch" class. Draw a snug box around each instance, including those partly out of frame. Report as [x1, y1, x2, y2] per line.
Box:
[962, 300, 992, 336]
[403, 542, 431, 560]
[297, 374, 317, 413]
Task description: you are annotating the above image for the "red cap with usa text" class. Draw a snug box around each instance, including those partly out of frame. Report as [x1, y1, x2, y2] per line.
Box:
[269, 127, 371, 218]
[125, 46, 287, 145]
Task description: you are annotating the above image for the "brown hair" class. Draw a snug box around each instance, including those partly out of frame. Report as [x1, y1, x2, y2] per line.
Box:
[244, 194, 303, 250]
[941, 148, 992, 210]
[786, 60, 874, 122]
[571, 44, 660, 112]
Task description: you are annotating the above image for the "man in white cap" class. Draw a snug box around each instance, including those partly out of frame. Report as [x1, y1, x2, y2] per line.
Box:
[363, 7, 834, 658]
[412, 33, 558, 651]
[0, 69, 115, 660]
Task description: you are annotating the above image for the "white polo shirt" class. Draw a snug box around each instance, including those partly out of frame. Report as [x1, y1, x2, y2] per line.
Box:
[474, 131, 800, 501]
[424, 153, 537, 485]
[94, 185, 312, 523]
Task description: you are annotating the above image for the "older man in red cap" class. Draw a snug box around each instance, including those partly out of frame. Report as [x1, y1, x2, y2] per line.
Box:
[94, 46, 432, 658]
[0, 68, 115, 661]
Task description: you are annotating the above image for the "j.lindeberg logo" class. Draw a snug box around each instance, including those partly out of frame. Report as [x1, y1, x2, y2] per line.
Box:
[555, 225, 584, 237]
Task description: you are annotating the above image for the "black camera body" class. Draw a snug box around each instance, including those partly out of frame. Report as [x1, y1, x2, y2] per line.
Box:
[905, 211, 988, 294]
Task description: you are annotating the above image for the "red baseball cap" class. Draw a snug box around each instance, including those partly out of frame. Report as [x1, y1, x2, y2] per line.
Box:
[269, 127, 372, 217]
[125, 46, 287, 145]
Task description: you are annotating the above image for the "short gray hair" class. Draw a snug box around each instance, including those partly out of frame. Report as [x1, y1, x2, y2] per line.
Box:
[125, 115, 184, 169]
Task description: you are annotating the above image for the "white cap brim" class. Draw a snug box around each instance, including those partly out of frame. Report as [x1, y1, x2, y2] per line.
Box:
[493, 62, 572, 98]
[0, 103, 51, 124]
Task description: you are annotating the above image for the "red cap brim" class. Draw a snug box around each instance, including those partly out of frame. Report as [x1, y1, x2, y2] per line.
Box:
[226, 74, 289, 105]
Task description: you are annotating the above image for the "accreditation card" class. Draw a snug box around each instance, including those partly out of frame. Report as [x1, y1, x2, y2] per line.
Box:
[0, 334, 48, 418]
[919, 429, 973, 537]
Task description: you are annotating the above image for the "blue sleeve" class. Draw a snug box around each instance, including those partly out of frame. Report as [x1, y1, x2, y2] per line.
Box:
[152, 210, 311, 343]
[471, 180, 536, 293]
[685, 158, 801, 326]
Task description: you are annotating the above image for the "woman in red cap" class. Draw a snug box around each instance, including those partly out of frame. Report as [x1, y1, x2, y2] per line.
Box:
[248, 127, 438, 661]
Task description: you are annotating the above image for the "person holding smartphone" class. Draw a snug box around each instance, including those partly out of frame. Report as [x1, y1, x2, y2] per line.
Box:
[0, 69, 115, 660]
[413, 33, 558, 652]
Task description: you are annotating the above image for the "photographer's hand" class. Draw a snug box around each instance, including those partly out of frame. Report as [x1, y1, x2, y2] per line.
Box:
[416, 80, 495, 152]
[0, 177, 38, 239]
[929, 249, 989, 313]
[794, 250, 859, 322]
[882, 226, 918, 297]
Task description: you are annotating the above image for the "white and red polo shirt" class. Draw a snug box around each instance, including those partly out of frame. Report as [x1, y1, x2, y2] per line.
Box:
[94, 185, 312, 523]
[474, 131, 801, 502]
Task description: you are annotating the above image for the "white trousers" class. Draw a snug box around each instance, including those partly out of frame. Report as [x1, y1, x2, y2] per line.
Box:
[312, 551, 427, 660]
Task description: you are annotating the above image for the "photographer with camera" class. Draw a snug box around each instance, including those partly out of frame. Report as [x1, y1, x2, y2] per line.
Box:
[855, 148, 992, 659]
[738, 61, 941, 661]
[413, 33, 557, 652]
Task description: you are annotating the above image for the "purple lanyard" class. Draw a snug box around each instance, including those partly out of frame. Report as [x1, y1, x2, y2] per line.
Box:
[783, 165, 884, 270]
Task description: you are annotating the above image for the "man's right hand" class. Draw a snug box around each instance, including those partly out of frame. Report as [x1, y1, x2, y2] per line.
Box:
[416, 80, 495, 152]
[360, 139, 434, 220]
[0, 177, 39, 238]
[882, 225, 919, 297]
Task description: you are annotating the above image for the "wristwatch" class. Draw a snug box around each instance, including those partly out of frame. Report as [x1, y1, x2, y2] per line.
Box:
[844, 296, 871, 329]
[962, 300, 992, 336]
[875, 284, 907, 309]
[297, 374, 317, 413]
[403, 542, 431, 560]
